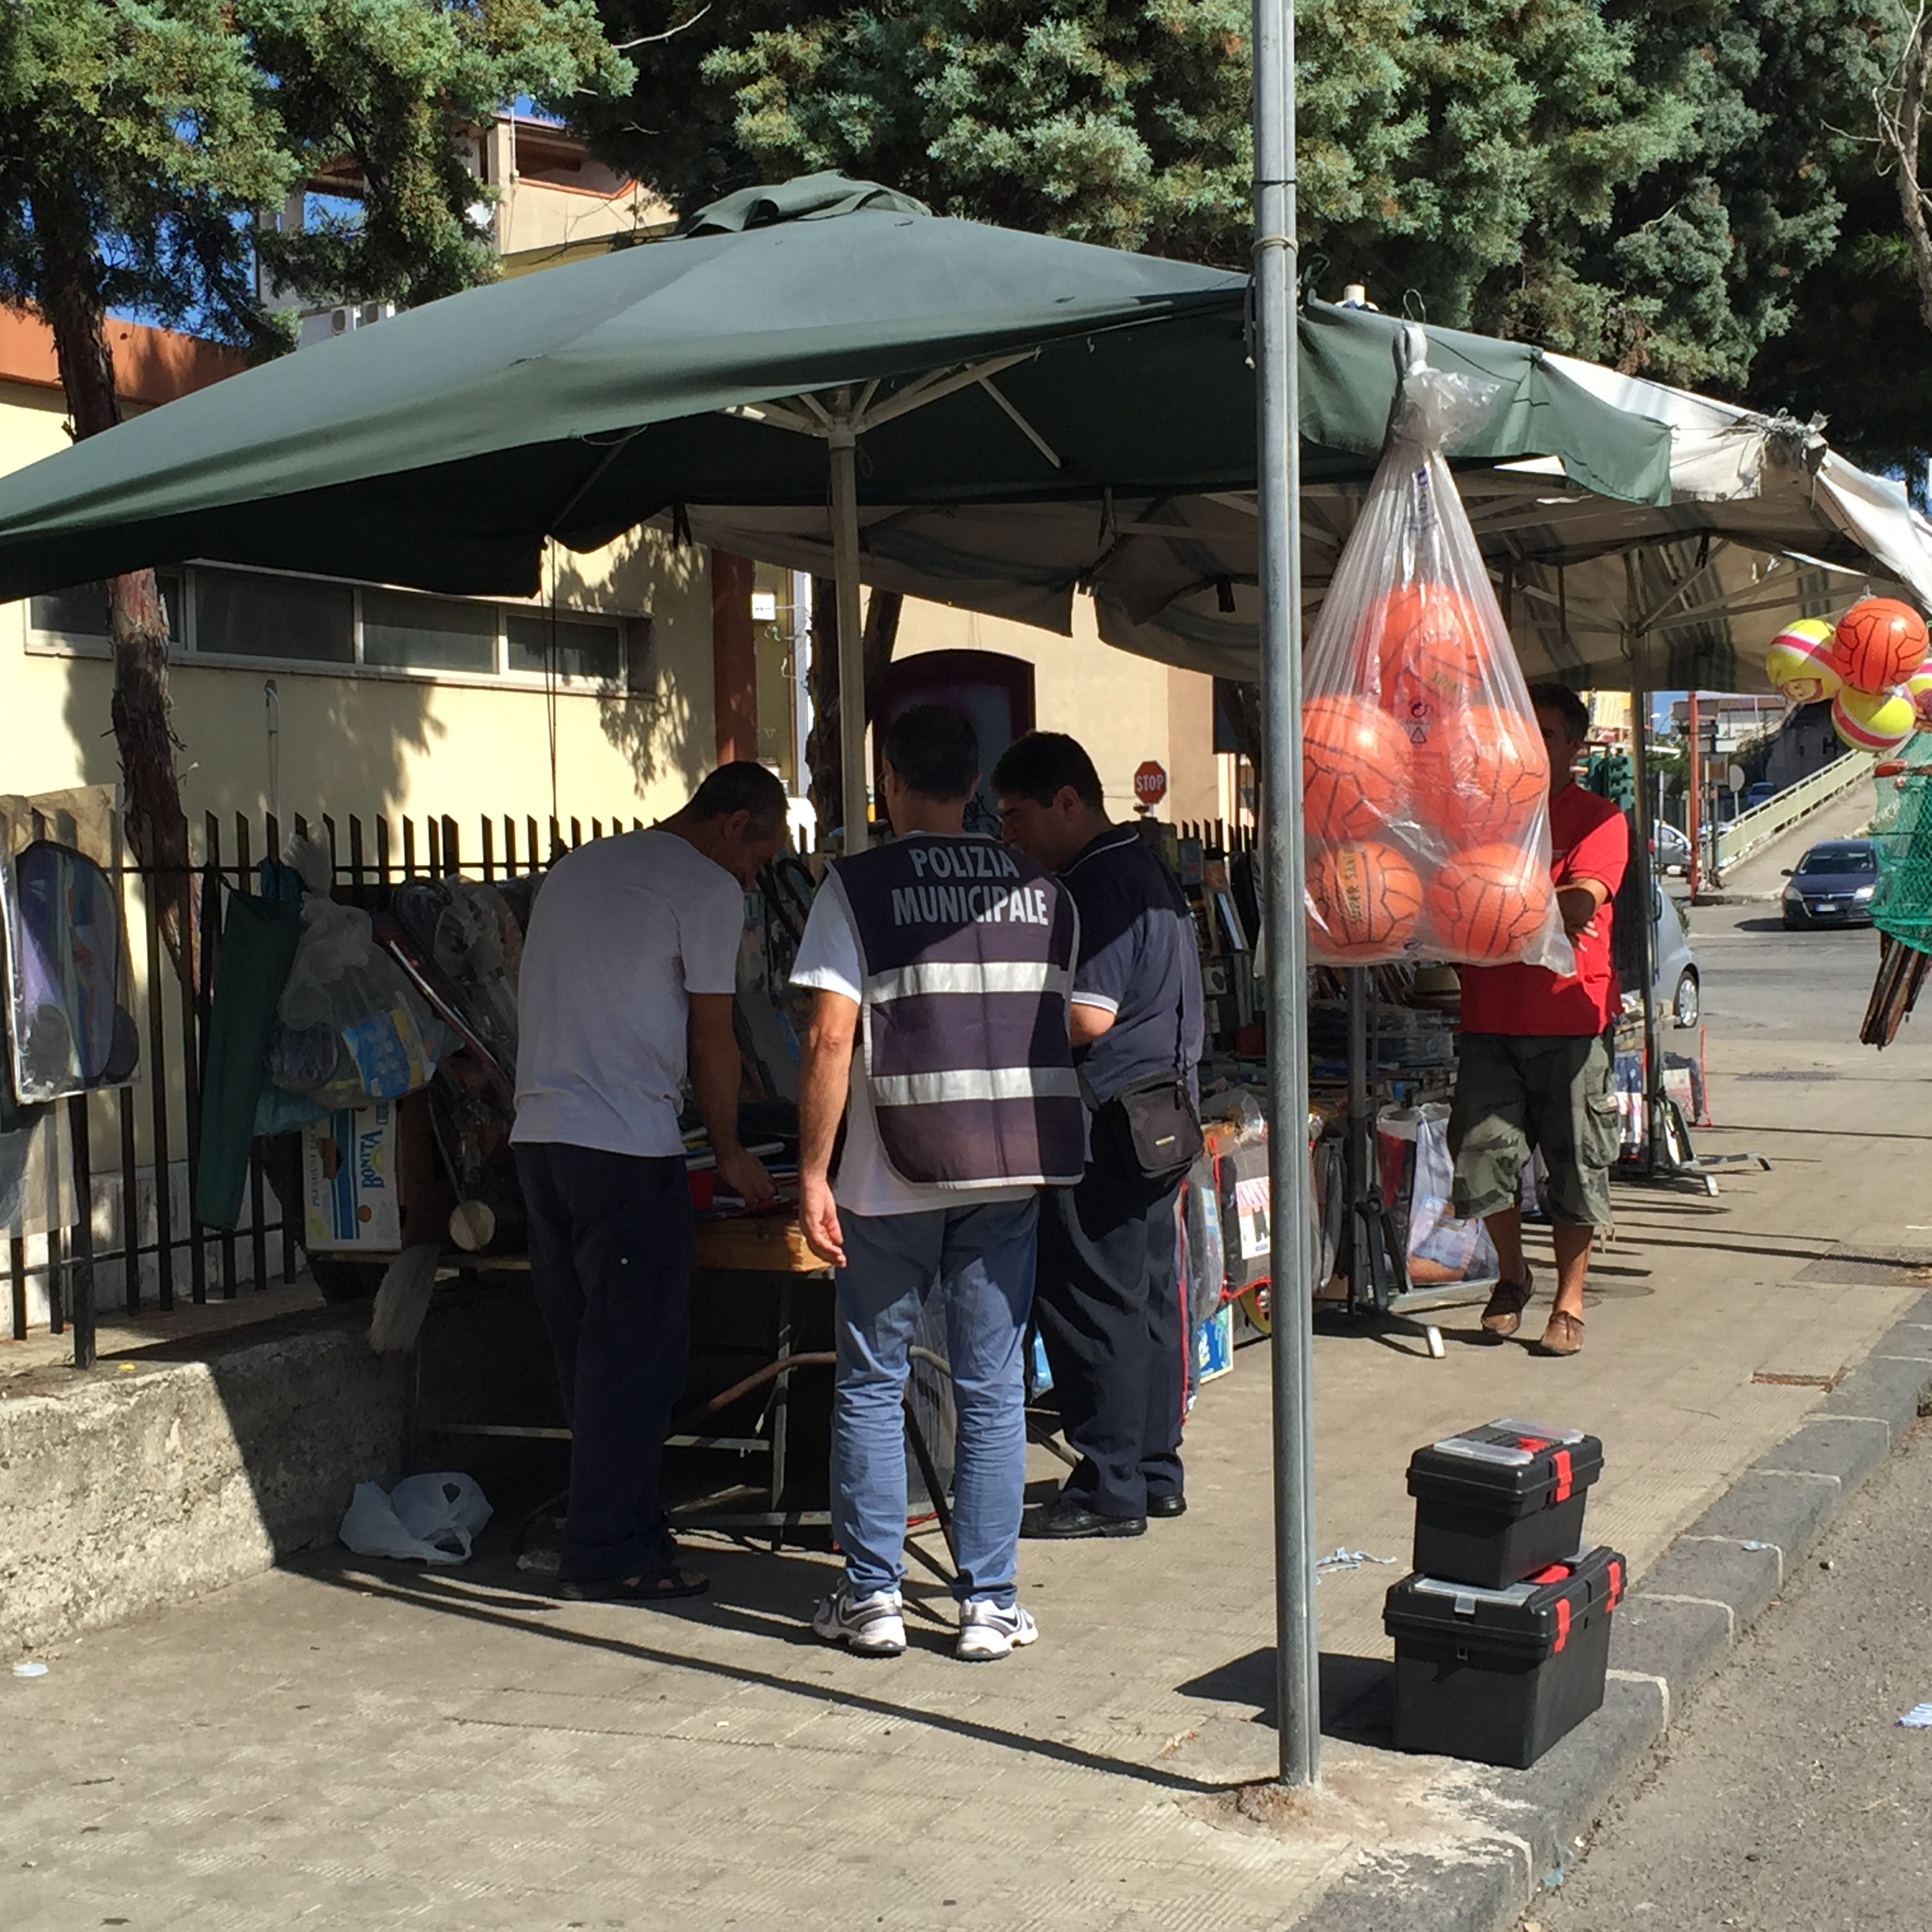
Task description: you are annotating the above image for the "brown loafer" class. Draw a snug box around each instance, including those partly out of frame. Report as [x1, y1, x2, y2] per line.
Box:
[1536, 1310, 1585, 1357]
[1479, 1275, 1534, 1338]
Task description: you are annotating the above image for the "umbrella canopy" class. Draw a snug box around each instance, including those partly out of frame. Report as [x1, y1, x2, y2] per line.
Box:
[0, 179, 1672, 609]
[684, 338, 1932, 698]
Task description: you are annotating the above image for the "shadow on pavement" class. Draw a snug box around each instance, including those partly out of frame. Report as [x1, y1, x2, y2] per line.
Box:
[286, 1549, 1233, 1795]
[1175, 1648, 1395, 1747]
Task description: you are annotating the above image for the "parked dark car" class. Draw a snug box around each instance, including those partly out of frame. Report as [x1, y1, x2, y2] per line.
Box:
[1782, 838, 1878, 928]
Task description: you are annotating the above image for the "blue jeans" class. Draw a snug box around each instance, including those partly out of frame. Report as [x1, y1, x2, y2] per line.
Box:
[832, 1196, 1039, 1609]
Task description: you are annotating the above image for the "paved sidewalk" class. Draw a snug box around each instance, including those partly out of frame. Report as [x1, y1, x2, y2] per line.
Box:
[6, 934, 1930, 1930]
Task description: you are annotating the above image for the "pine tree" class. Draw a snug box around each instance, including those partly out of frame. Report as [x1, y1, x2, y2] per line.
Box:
[579, 1, 1890, 394]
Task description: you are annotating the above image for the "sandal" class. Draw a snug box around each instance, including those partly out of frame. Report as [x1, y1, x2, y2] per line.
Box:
[563, 1564, 709, 1604]
[1535, 1310, 1585, 1357]
[1479, 1272, 1534, 1339]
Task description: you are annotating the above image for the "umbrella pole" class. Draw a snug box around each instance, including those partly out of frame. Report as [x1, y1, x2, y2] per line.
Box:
[1252, 0, 1320, 1786]
[829, 429, 871, 853]
[1630, 690, 1664, 1173]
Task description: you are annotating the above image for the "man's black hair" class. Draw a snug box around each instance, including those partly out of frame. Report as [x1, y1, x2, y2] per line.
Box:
[1526, 682, 1591, 744]
[689, 759, 788, 837]
[987, 730, 1104, 812]
[880, 705, 979, 801]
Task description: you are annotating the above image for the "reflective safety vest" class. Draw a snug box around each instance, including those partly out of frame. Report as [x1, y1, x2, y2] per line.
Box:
[829, 833, 1084, 1189]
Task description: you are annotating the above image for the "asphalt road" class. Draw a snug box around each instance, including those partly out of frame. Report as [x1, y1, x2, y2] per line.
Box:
[1514, 1417, 1932, 1932]
[1680, 899, 1885, 1043]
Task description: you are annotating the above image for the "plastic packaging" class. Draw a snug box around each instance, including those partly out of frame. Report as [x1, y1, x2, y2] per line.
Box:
[339, 1473, 492, 1564]
[269, 896, 447, 1108]
[1377, 1103, 1498, 1285]
[1182, 1152, 1226, 1331]
[1301, 343, 1574, 975]
[1, 787, 140, 1103]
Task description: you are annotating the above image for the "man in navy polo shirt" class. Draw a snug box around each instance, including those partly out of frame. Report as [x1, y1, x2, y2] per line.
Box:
[992, 732, 1204, 1538]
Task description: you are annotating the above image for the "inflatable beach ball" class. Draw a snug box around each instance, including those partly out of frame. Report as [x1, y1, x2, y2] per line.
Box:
[1832, 597, 1928, 695]
[1908, 662, 1932, 732]
[1832, 685, 1916, 752]
[1764, 619, 1841, 705]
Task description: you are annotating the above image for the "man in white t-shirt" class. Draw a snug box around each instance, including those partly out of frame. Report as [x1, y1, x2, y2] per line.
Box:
[791, 706, 1081, 1662]
[512, 762, 786, 1603]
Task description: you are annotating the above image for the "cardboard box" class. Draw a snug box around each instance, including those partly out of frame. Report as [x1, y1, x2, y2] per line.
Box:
[301, 1102, 401, 1250]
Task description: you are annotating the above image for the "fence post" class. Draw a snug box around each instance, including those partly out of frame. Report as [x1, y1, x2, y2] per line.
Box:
[117, 1063, 139, 1318]
[182, 817, 215, 1305]
[66, 1094, 96, 1368]
[143, 865, 175, 1312]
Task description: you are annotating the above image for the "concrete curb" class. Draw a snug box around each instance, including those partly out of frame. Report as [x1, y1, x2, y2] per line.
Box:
[0, 1315, 406, 1654]
[1291, 1289, 1932, 1932]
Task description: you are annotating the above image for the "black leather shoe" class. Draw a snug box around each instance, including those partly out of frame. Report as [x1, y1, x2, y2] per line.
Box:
[1021, 1496, 1147, 1540]
[1146, 1493, 1188, 1519]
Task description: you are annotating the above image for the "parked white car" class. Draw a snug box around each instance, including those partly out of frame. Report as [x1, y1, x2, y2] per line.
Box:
[1653, 822, 1692, 874]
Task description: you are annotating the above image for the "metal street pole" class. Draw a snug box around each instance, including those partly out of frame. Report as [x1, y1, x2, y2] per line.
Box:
[1252, 0, 1321, 1787]
[1687, 690, 1702, 900]
[828, 425, 871, 853]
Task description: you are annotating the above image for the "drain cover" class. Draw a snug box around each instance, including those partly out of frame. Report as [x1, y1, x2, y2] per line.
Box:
[1736, 1069, 1842, 1081]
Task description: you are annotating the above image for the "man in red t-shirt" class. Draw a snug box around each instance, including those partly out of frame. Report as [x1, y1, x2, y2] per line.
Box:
[1447, 683, 1630, 1356]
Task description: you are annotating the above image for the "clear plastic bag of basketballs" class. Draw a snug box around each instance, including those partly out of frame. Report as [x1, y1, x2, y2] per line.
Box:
[1301, 350, 1575, 975]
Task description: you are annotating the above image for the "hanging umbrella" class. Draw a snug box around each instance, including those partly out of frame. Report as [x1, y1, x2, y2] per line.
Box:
[0, 174, 1670, 844]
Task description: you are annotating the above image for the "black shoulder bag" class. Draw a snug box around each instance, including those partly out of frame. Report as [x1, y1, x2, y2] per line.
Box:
[1092, 999, 1203, 1185]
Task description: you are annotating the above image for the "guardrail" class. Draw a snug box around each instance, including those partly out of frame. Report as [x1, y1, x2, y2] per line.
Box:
[1713, 750, 1874, 871]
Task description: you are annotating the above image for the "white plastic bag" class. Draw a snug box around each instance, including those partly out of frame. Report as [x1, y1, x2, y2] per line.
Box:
[339, 1473, 492, 1564]
[1377, 1105, 1499, 1284]
[1301, 340, 1574, 975]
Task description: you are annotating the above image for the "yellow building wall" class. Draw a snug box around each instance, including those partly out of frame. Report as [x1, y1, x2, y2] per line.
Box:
[484, 121, 671, 259]
[0, 380, 722, 838]
[893, 595, 1219, 825]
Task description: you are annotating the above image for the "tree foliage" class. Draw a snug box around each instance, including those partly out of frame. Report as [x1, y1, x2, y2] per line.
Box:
[0, 1, 635, 361]
[0, 2, 631, 969]
[580, 1, 1898, 398]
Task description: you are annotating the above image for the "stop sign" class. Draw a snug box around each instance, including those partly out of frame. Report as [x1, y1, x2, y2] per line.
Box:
[1134, 759, 1168, 807]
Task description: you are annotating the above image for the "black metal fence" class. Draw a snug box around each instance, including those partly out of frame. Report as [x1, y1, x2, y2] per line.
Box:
[10, 807, 647, 1369]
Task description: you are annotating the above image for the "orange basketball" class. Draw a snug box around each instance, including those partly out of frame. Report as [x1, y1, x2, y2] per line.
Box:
[1425, 705, 1550, 844]
[1302, 695, 1412, 840]
[1424, 841, 1553, 963]
[1357, 581, 1491, 722]
[1831, 597, 1928, 695]
[1307, 841, 1424, 961]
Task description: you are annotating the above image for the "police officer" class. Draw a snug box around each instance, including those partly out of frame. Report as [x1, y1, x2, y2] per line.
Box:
[992, 731, 1204, 1538]
[793, 705, 1083, 1661]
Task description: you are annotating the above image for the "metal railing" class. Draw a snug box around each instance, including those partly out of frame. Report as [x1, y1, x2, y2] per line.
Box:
[8, 807, 644, 1368]
[1712, 751, 1874, 871]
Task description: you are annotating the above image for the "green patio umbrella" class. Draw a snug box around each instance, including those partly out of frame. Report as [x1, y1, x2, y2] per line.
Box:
[0, 172, 1668, 844]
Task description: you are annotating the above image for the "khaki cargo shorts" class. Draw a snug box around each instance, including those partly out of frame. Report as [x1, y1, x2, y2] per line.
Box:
[1447, 1032, 1619, 1228]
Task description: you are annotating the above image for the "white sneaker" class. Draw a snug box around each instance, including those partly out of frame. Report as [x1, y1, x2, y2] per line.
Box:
[957, 1600, 1039, 1661]
[811, 1580, 906, 1656]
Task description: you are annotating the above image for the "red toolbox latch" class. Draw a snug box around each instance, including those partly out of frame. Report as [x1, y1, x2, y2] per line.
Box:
[1551, 1448, 1574, 1503]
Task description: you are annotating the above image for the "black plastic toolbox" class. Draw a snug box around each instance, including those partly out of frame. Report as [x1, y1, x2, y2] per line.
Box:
[1406, 1417, 1604, 1587]
[1384, 1544, 1626, 1767]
